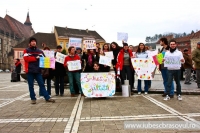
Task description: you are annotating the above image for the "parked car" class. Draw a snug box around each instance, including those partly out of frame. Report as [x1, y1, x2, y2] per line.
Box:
[0, 69, 3, 72]
[5, 69, 10, 72]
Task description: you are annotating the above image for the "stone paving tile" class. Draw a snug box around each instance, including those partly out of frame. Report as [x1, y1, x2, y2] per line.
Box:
[150, 95, 200, 114]
[0, 91, 27, 99]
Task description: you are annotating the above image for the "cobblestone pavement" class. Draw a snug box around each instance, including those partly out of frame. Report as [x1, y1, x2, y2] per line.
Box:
[0, 73, 200, 133]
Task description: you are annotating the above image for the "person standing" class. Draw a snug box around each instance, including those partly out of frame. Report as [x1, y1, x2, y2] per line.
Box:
[99, 43, 111, 72]
[110, 42, 122, 75]
[116, 43, 133, 91]
[23, 37, 55, 104]
[15, 58, 21, 81]
[64, 46, 83, 97]
[183, 48, 193, 85]
[163, 40, 185, 101]
[135, 43, 149, 94]
[159, 38, 175, 98]
[54, 45, 66, 96]
[192, 42, 200, 88]
[128, 45, 135, 89]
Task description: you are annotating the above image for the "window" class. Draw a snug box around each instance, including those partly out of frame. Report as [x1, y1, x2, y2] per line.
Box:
[19, 52, 23, 59]
[60, 41, 63, 48]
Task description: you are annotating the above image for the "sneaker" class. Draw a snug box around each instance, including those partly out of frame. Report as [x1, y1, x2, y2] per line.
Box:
[39, 96, 44, 99]
[49, 95, 51, 97]
[46, 98, 55, 103]
[144, 92, 148, 95]
[81, 94, 85, 97]
[31, 100, 36, 104]
[184, 82, 191, 85]
[162, 93, 167, 97]
[138, 92, 141, 95]
[169, 95, 174, 98]
[163, 95, 170, 101]
[177, 95, 182, 101]
[71, 94, 75, 97]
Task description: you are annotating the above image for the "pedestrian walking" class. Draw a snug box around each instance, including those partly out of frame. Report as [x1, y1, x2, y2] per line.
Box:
[192, 42, 200, 88]
[14, 58, 21, 81]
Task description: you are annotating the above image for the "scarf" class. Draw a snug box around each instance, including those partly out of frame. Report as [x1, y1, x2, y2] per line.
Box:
[15, 61, 21, 67]
[169, 48, 176, 53]
[88, 53, 93, 66]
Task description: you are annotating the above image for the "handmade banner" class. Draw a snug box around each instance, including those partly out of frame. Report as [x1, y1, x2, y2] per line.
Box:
[131, 58, 156, 80]
[83, 40, 96, 49]
[99, 55, 112, 66]
[117, 32, 128, 42]
[104, 51, 114, 59]
[152, 55, 159, 65]
[68, 38, 82, 48]
[81, 72, 116, 97]
[146, 50, 158, 57]
[164, 56, 181, 68]
[56, 52, 66, 64]
[43, 50, 54, 58]
[67, 60, 81, 71]
[157, 53, 163, 64]
[39, 57, 55, 68]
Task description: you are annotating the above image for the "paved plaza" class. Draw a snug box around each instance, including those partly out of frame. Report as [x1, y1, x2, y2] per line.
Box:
[0, 73, 200, 133]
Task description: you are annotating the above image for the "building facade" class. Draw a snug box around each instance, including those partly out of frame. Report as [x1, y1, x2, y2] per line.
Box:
[0, 12, 34, 70]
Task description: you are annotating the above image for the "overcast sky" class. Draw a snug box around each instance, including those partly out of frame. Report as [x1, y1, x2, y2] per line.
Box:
[1, 0, 200, 46]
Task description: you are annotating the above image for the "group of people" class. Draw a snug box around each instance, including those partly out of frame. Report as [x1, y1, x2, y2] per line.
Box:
[22, 36, 200, 104]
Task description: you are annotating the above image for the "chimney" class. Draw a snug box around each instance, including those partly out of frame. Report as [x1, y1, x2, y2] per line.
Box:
[86, 29, 88, 33]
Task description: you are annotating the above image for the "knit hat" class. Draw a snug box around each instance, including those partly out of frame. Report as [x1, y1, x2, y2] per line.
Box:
[76, 47, 82, 52]
[29, 37, 37, 44]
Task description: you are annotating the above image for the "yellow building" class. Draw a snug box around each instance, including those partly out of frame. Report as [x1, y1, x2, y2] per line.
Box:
[54, 26, 105, 53]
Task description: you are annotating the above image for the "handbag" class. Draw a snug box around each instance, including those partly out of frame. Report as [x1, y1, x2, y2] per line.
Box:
[41, 68, 49, 78]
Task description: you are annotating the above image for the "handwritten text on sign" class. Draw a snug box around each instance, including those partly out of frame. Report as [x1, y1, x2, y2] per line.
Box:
[117, 32, 128, 42]
[99, 55, 112, 66]
[81, 72, 116, 97]
[43, 50, 54, 58]
[84, 40, 96, 49]
[164, 56, 181, 68]
[68, 38, 82, 48]
[56, 52, 66, 64]
[131, 58, 156, 80]
[39, 57, 55, 68]
[67, 60, 81, 71]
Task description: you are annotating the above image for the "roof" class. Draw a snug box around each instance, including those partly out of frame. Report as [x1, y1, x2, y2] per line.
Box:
[4, 14, 34, 39]
[14, 33, 57, 49]
[174, 34, 193, 43]
[55, 26, 105, 40]
[0, 17, 12, 33]
[24, 12, 32, 26]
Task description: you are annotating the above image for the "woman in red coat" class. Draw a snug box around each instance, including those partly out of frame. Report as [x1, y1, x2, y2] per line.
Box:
[116, 43, 134, 91]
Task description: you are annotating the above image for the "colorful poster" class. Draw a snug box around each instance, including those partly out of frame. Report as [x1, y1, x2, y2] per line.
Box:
[43, 50, 54, 58]
[83, 40, 96, 49]
[117, 32, 128, 42]
[164, 56, 181, 68]
[131, 58, 156, 80]
[81, 72, 116, 97]
[104, 51, 114, 59]
[146, 50, 158, 57]
[157, 53, 163, 64]
[39, 57, 55, 68]
[152, 55, 159, 65]
[56, 52, 66, 64]
[67, 60, 81, 71]
[99, 55, 112, 66]
[68, 38, 82, 48]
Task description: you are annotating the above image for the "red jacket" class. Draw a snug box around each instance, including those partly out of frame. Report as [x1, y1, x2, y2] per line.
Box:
[64, 54, 81, 72]
[116, 49, 133, 70]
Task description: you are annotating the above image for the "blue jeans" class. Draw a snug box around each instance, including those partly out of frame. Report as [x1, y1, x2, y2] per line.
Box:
[161, 69, 174, 95]
[27, 73, 50, 100]
[55, 76, 64, 95]
[39, 78, 51, 96]
[68, 72, 82, 94]
[137, 79, 149, 92]
[166, 70, 181, 96]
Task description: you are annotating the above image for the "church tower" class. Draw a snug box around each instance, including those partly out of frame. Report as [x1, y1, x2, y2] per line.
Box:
[24, 12, 32, 26]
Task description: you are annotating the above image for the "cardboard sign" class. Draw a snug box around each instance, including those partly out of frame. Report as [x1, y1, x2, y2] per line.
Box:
[68, 38, 82, 48]
[81, 72, 116, 97]
[67, 60, 81, 71]
[83, 40, 96, 49]
[131, 58, 156, 80]
[43, 50, 54, 58]
[164, 56, 181, 68]
[104, 51, 114, 59]
[157, 53, 163, 64]
[39, 57, 55, 68]
[117, 32, 128, 42]
[99, 55, 112, 66]
[56, 52, 66, 64]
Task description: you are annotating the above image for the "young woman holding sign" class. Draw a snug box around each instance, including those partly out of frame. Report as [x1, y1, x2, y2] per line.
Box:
[135, 43, 149, 95]
[99, 43, 111, 72]
[64, 46, 84, 97]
